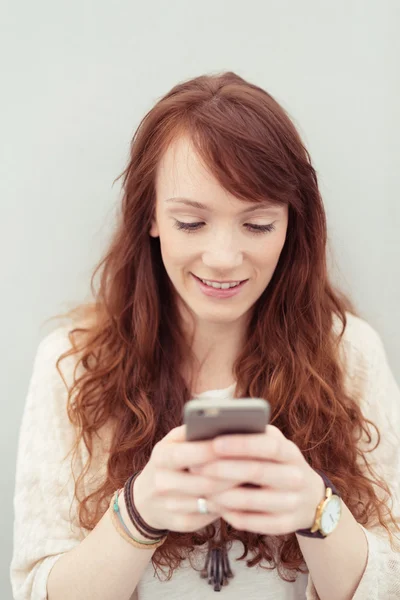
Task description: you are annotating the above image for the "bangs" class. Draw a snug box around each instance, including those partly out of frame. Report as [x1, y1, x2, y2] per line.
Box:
[179, 94, 302, 211]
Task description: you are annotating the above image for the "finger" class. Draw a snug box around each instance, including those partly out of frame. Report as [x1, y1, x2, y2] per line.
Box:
[162, 494, 221, 516]
[221, 510, 294, 536]
[154, 469, 241, 497]
[211, 487, 297, 513]
[163, 424, 187, 442]
[212, 427, 300, 463]
[194, 461, 304, 490]
[153, 439, 217, 470]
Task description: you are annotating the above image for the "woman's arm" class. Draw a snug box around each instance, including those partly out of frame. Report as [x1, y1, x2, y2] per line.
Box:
[47, 492, 155, 600]
[11, 329, 154, 600]
[297, 500, 368, 600]
[303, 320, 400, 600]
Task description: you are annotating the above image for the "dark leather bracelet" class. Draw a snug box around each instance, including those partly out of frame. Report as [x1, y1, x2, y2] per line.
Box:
[124, 471, 169, 540]
[123, 477, 159, 540]
[296, 469, 341, 539]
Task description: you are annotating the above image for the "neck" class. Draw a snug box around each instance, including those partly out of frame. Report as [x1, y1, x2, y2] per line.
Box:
[181, 311, 250, 394]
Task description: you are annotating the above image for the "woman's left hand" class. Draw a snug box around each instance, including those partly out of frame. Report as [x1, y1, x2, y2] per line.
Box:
[191, 424, 326, 535]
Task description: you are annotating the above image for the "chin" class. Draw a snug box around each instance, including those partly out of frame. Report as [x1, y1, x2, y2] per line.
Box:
[192, 304, 250, 325]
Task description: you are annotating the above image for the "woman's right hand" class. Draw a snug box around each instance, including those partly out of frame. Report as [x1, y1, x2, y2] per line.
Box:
[132, 425, 238, 533]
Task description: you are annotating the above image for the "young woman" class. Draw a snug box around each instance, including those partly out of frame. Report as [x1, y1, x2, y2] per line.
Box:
[11, 71, 400, 600]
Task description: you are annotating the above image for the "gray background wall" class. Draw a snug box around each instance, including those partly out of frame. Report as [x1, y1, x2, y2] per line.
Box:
[1, 1, 399, 597]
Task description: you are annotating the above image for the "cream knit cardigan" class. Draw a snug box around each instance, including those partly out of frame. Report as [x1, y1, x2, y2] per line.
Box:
[10, 313, 400, 599]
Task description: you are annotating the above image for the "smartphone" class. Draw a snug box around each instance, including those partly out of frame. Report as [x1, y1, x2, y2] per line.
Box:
[183, 397, 270, 442]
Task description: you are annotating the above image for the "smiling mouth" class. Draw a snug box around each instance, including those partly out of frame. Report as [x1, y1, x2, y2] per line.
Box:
[192, 273, 248, 289]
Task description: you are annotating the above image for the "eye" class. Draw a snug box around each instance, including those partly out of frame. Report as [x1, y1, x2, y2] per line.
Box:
[245, 223, 276, 235]
[173, 220, 205, 233]
[173, 220, 276, 235]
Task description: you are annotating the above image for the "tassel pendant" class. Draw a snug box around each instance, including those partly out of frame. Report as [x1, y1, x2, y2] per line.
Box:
[200, 541, 234, 591]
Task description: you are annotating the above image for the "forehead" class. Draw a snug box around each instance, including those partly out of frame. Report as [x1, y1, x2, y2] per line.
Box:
[156, 135, 214, 194]
[155, 135, 286, 217]
[156, 135, 259, 215]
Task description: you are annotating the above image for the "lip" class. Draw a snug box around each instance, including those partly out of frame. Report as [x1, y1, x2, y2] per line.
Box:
[191, 273, 248, 299]
[195, 277, 243, 284]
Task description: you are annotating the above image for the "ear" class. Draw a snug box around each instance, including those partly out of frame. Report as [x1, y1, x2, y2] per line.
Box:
[149, 219, 159, 238]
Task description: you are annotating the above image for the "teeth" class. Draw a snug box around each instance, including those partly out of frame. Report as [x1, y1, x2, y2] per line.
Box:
[200, 279, 241, 289]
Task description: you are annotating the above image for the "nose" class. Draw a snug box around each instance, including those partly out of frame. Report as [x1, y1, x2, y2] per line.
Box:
[202, 232, 243, 271]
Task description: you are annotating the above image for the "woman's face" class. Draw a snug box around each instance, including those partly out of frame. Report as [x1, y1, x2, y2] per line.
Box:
[151, 135, 289, 326]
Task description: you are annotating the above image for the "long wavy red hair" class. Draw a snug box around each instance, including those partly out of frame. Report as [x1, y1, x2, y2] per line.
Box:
[49, 71, 399, 582]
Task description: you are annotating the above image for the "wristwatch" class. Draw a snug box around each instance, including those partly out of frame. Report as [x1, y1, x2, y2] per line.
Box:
[296, 470, 342, 538]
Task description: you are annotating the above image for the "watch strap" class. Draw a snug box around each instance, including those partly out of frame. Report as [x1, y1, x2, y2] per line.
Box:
[296, 469, 340, 538]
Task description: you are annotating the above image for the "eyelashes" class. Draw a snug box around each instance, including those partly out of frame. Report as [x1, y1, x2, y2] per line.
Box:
[173, 221, 276, 235]
[245, 223, 276, 234]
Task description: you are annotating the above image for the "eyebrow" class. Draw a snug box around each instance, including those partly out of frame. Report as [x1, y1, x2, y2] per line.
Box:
[165, 197, 282, 214]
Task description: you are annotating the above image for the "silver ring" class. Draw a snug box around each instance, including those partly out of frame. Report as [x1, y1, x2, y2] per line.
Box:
[197, 497, 209, 514]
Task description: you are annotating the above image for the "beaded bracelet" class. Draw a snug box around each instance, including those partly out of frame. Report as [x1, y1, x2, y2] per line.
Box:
[109, 490, 167, 550]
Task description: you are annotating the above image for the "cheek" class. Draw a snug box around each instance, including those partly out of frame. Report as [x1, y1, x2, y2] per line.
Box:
[254, 236, 286, 277]
[258, 238, 284, 263]
[159, 233, 195, 270]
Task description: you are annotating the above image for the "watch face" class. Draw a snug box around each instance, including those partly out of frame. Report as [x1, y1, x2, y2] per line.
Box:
[320, 495, 342, 535]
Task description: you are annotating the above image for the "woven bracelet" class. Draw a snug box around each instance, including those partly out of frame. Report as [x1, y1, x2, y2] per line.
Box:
[109, 490, 167, 550]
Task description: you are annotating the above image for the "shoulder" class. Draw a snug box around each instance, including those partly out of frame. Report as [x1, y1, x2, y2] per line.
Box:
[34, 320, 90, 389]
[331, 311, 400, 424]
[333, 312, 400, 434]
[335, 316, 400, 499]
[332, 312, 387, 382]
[25, 325, 81, 430]
[27, 322, 115, 479]
[333, 311, 384, 356]
[22, 323, 90, 436]
[36, 324, 74, 362]
[35, 303, 99, 374]
[33, 321, 116, 449]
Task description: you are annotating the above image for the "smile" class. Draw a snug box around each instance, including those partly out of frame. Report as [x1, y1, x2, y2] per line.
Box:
[192, 274, 247, 289]
[191, 273, 248, 298]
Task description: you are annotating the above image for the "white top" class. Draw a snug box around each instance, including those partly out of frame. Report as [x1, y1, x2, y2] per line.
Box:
[10, 313, 400, 599]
